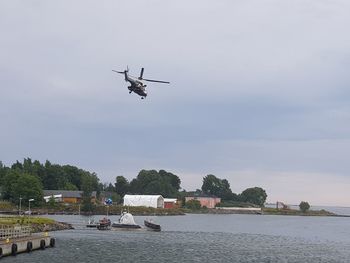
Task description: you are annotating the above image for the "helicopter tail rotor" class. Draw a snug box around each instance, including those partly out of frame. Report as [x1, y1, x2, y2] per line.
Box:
[139, 68, 144, 80]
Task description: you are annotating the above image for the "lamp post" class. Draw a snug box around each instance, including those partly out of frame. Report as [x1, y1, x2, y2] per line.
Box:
[28, 199, 34, 216]
[19, 196, 22, 215]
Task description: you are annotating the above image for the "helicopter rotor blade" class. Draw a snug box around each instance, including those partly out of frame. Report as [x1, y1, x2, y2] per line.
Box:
[112, 70, 125, 74]
[142, 78, 170, 84]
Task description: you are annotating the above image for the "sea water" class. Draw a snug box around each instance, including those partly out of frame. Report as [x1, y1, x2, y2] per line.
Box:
[4, 213, 350, 262]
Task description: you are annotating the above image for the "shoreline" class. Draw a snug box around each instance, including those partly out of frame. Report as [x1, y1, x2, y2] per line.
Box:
[1, 207, 349, 218]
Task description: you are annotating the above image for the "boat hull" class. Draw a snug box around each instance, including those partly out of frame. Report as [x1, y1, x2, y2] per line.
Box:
[112, 223, 141, 230]
[144, 220, 161, 231]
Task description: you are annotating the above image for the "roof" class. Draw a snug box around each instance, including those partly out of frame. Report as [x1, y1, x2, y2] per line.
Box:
[164, 198, 177, 203]
[123, 194, 164, 208]
[185, 192, 219, 198]
[43, 190, 97, 198]
[124, 194, 163, 200]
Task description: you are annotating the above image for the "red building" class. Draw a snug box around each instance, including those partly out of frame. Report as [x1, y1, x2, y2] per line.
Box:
[185, 196, 221, 208]
[164, 198, 178, 209]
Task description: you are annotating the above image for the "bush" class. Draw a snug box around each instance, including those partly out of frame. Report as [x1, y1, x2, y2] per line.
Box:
[185, 199, 201, 210]
[299, 201, 310, 212]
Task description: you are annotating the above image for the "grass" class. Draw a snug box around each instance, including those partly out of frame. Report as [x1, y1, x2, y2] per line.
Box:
[0, 216, 55, 225]
[0, 201, 15, 210]
[262, 207, 335, 216]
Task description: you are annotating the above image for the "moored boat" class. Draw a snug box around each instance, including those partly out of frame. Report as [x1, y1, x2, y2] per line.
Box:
[97, 217, 111, 230]
[86, 218, 99, 228]
[112, 211, 141, 230]
[144, 219, 161, 231]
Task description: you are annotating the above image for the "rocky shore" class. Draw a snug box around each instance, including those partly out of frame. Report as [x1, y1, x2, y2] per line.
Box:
[31, 221, 74, 233]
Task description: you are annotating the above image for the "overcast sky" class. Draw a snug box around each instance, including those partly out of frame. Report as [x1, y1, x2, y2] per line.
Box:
[1, 0, 350, 206]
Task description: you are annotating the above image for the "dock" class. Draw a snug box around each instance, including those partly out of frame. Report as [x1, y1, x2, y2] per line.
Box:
[0, 225, 55, 258]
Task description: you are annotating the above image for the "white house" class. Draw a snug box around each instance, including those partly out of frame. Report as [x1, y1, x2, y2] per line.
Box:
[123, 195, 164, 208]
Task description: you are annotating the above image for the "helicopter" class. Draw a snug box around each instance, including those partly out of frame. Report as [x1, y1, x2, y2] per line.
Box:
[112, 67, 170, 99]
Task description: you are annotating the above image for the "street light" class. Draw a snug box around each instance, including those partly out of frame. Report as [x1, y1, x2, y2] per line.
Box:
[19, 196, 22, 215]
[28, 199, 34, 216]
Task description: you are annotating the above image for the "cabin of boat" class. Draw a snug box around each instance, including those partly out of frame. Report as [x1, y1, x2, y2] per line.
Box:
[112, 211, 141, 230]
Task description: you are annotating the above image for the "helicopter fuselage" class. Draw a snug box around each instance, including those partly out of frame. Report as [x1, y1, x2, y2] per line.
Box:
[125, 73, 147, 98]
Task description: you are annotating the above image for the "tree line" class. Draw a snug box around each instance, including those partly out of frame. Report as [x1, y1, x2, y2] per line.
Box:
[0, 159, 267, 207]
[0, 158, 100, 206]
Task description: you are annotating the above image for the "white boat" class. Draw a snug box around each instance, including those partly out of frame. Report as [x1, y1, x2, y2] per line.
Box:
[112, 211, 141, 229]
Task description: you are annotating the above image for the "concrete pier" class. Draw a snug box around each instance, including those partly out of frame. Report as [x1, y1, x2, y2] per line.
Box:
[0, 235, 54, 257]
[0, 224, 55, 258]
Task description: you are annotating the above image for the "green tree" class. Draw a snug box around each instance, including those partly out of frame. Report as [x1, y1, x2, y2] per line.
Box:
[185, 199, 201, 210]
[64, 182, 78, 191]
[115, 176, 129, 197]
[239, 187, 267, 207]
[2, 170, 43, 205]
[81, 175, 95, 212]
[129, 170, 181, 197]
[47, 196, 57, 209]
[0, 161, 7, 187]
[201, 174, 234, 200]
[299, 201, 310, 212]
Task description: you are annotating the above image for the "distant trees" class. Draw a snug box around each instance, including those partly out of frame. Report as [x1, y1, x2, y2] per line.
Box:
[2, 170, 43, 206]
[239, 187, 267, 207]
[201, 174, 234, 200]
[299, 201, 310, 212]
[0, 158, 271, 209]
[129, 170, 181, 197]
[81, 175, 96, 212]
[0, 158, 100, 205]
[0, 161, 7, 186]
[115, 176, 130, 197]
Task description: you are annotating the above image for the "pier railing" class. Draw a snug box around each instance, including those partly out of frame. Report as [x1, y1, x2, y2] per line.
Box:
[0, 225, 32, 240]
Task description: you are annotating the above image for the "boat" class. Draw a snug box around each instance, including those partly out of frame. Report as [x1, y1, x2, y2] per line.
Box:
[144, 219, 161, 231]
[112, 211, 141, 230]
[86, 218, 99, 228]
[97, 217, 111, 230]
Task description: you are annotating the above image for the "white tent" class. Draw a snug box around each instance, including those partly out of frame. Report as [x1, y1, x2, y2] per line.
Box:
[123, 195, 164, 208]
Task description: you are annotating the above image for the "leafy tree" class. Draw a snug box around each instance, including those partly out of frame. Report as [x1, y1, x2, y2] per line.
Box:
[299, 201, 310, 212]
[104, 183, 115, 192]
[47, 196, 57, 208]
[64, 182, 79, 191]
[2, 170, 43, 205]
[43, 162, 68, 190]
[201, 174, 234, 200]
[81, 175, 95, 212]
[239, 187, 267, 207]
[2, 170, 20, 200]
[129, 170, 181, 197]
[115, 176, 129, 197]
[159, 170, 181, 191]
[11, 160, 23, 171]
[62, 165, 84, 190]
[0, 161, 7, 187]
[185, 199, 201, 210]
